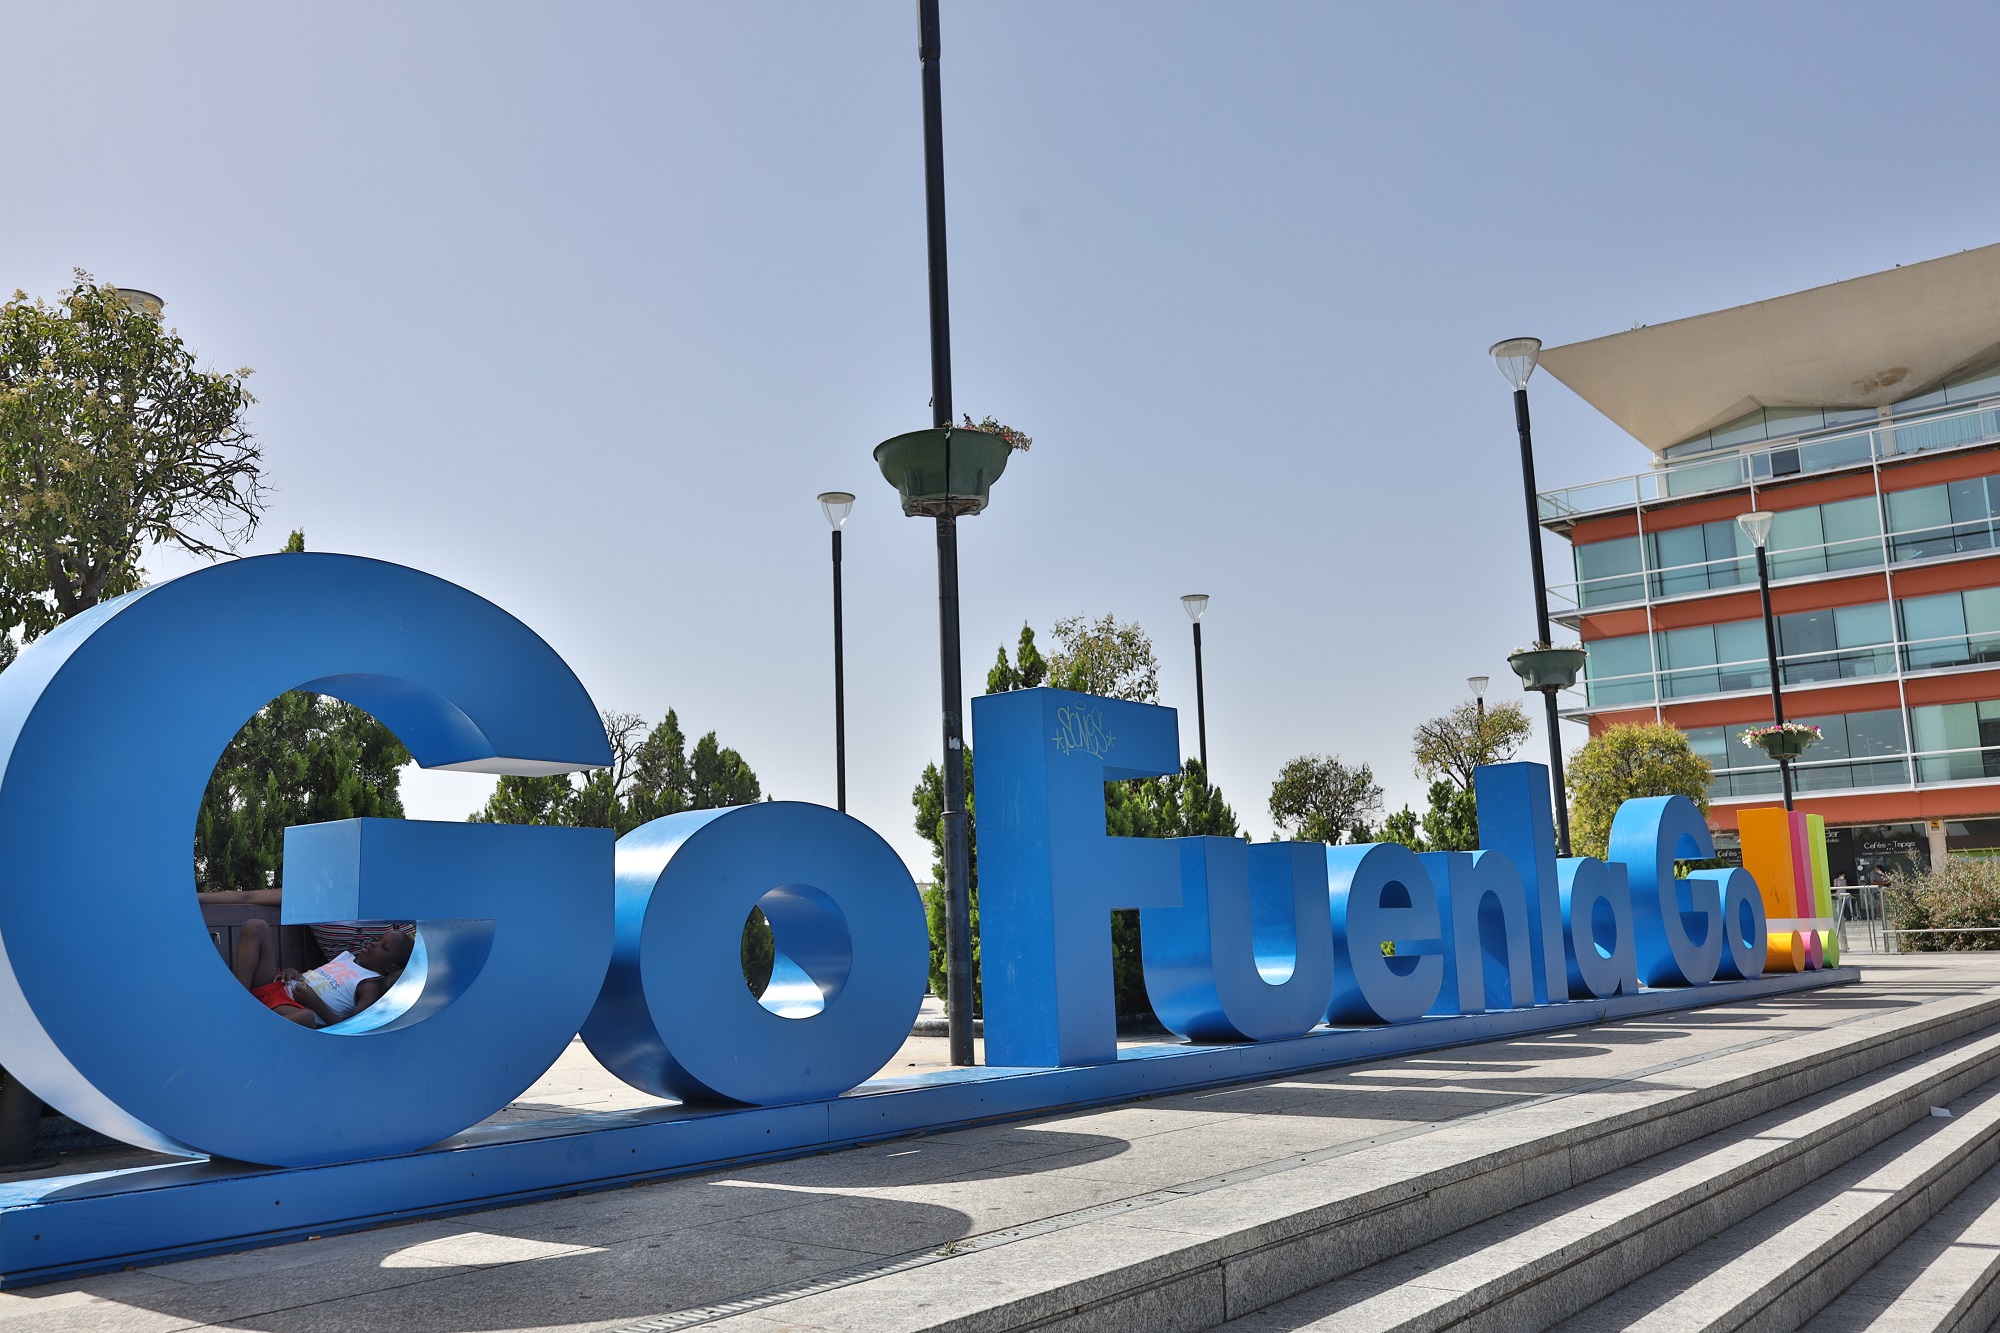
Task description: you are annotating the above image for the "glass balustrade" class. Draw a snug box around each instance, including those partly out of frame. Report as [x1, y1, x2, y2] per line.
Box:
[1558, 522, 2000, 614]
[1537, 398, 2000, 524]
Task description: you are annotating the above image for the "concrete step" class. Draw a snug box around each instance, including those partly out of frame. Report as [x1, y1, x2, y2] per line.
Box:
[1550, 1077, 2000, 1332]
[1213, 1024, 2000, 1333]
[685, 983, 2000, 1333]
[1796, 1153, 2000, 1333]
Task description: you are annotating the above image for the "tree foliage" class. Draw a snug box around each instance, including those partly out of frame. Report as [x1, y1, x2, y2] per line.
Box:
[0, 274, 262, 640]
[986, 624, 1049, 694]
[473, 709, 761, 833]
[195, 691, 410, 892]
[474, 707, 767, 987]
[1269, 754, 1383, 844]
[1104, 759, 1239, 1016]
[913, 749, 977, 1010]
[1048, 613, 1158, 702]
[1374, 779, 1480, 854]
[1567, 722, 1712, 859]
[1411, 699, 1532, 792]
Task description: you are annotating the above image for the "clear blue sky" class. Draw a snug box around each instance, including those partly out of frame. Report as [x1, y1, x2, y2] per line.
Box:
[6, 2, 1998, 873]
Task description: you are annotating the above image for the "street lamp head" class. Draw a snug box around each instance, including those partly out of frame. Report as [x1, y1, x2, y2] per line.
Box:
[1467, 675, 1489, 698]
[115, 288, 164, 318]
[1181, 593, 1210, 623]
[1735, 510, 1775, 549]
[1488, 337, 1542, 391]
[818, 492, 856, 530]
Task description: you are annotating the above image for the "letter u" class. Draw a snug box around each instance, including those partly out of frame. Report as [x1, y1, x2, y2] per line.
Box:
[1141, 838, 1334, 1042]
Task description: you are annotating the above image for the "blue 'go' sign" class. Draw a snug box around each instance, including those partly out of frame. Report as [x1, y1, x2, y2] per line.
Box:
[0, 555, 1771, 1170]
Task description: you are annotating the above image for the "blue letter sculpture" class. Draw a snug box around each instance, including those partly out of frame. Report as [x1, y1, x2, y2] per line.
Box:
[1559, 857, 1639, 999]
[582, 802, 927, 1104]
[1611, 796, 1723, 988]
[1704, 867, 1768, 981]
[1420, 850, 1536, 1015]
[1326, 842, 1445, 1023]
[0, 554, 614, 1167]
[971, 689, 1181, 1066]
[1473, 763, 1568, 1006]
[1142, 839, 1334, 1042]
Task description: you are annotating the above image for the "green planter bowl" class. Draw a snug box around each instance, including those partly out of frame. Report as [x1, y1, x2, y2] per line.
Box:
[1508, 646, 1588, 692]
[873, 428, 1012, 517]
[1755, 730, 1818, 761]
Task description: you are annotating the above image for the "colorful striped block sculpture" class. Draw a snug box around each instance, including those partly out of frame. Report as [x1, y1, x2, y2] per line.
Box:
[1737, 806, 1836, 971]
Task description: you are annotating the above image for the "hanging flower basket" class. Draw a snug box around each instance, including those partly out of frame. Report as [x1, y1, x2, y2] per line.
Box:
[1507, 645, 1588, 692]
[873, 428, 1013, 517]
[1742, 721, 1821, 761]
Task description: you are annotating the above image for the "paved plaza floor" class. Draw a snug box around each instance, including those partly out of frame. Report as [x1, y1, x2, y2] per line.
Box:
[1, 952, 1993, 1332]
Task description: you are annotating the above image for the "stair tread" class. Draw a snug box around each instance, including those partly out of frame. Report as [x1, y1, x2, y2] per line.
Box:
[1552, 1080, 2000, 1332]
[1799, 1152, 2000, 1332]
[1216, 1031, 2000, 1333]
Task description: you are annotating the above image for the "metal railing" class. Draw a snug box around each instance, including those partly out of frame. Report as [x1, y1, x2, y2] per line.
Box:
[1834, 886, 1888, 954]
[1552, 516, 2000, 615]
[1538, 398, 2000, 524]
[1700, 741, 2000, 801]
[1574, 629, 2000, 709]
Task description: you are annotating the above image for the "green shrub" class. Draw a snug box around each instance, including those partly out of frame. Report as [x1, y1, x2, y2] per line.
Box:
[1885, 856, 2000, 950]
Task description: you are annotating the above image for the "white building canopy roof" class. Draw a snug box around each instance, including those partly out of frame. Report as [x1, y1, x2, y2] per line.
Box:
[1536, 243, 2000, 456]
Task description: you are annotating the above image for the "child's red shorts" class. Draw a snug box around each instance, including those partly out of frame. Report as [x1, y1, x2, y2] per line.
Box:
[250, 980, 305, 1012]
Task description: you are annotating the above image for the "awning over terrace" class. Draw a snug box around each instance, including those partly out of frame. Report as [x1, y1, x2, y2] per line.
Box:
[1537, 243, 2000, 457]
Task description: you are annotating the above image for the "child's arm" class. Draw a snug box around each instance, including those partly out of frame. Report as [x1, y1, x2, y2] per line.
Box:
[351, 975, 395, 1016]
[282, 975, 338, 1028]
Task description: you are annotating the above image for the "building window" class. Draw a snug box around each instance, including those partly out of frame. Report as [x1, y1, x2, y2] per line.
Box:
[1886, 473, 2000, 562]
[1581, 633, 1653, 705]
[1574, 496, 1888, 612]
[1656, 619, 1767, 698]
[1910, 700, 2000, 782]
[1768, 496, 1882, 579]
[1694, 706, 1910, 799]
[1899, 588, 2000, 669]
[1572, 535, 1644, 608]
[1648, 520, 1749, 598]
[1776, 601, 1895, 684]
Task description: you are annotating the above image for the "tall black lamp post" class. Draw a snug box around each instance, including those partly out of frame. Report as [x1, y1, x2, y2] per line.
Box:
[1468, 675, 1489, 723]
[818, 491, 855, 812]
[859, 0, 1022, 1067]
[1182, 593, 1210, 772]
[1491, 336, 1581, 857]
[1736, 510, 1796, 810]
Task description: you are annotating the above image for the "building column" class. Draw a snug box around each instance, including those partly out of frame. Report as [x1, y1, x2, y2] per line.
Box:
[1927, 818, 1948, 871]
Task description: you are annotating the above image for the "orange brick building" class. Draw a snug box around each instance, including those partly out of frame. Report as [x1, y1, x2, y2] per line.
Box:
[1535, 245, 2000, 879]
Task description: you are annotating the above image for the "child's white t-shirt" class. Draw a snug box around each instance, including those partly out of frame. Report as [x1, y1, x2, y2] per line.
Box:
[290, 952, 381, 1020]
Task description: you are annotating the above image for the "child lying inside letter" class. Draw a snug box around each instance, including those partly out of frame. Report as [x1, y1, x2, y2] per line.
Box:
[228, 911, 414, 1028]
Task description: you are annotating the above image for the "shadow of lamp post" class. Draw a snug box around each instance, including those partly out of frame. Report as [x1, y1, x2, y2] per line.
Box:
[1492, 336, 1584, 857]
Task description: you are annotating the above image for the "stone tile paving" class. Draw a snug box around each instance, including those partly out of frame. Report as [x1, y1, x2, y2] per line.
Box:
[0, 954, 1992, 1332]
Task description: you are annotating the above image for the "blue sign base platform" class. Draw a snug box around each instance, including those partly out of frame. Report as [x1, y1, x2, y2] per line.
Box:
[0, 966, 1856, 1287]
